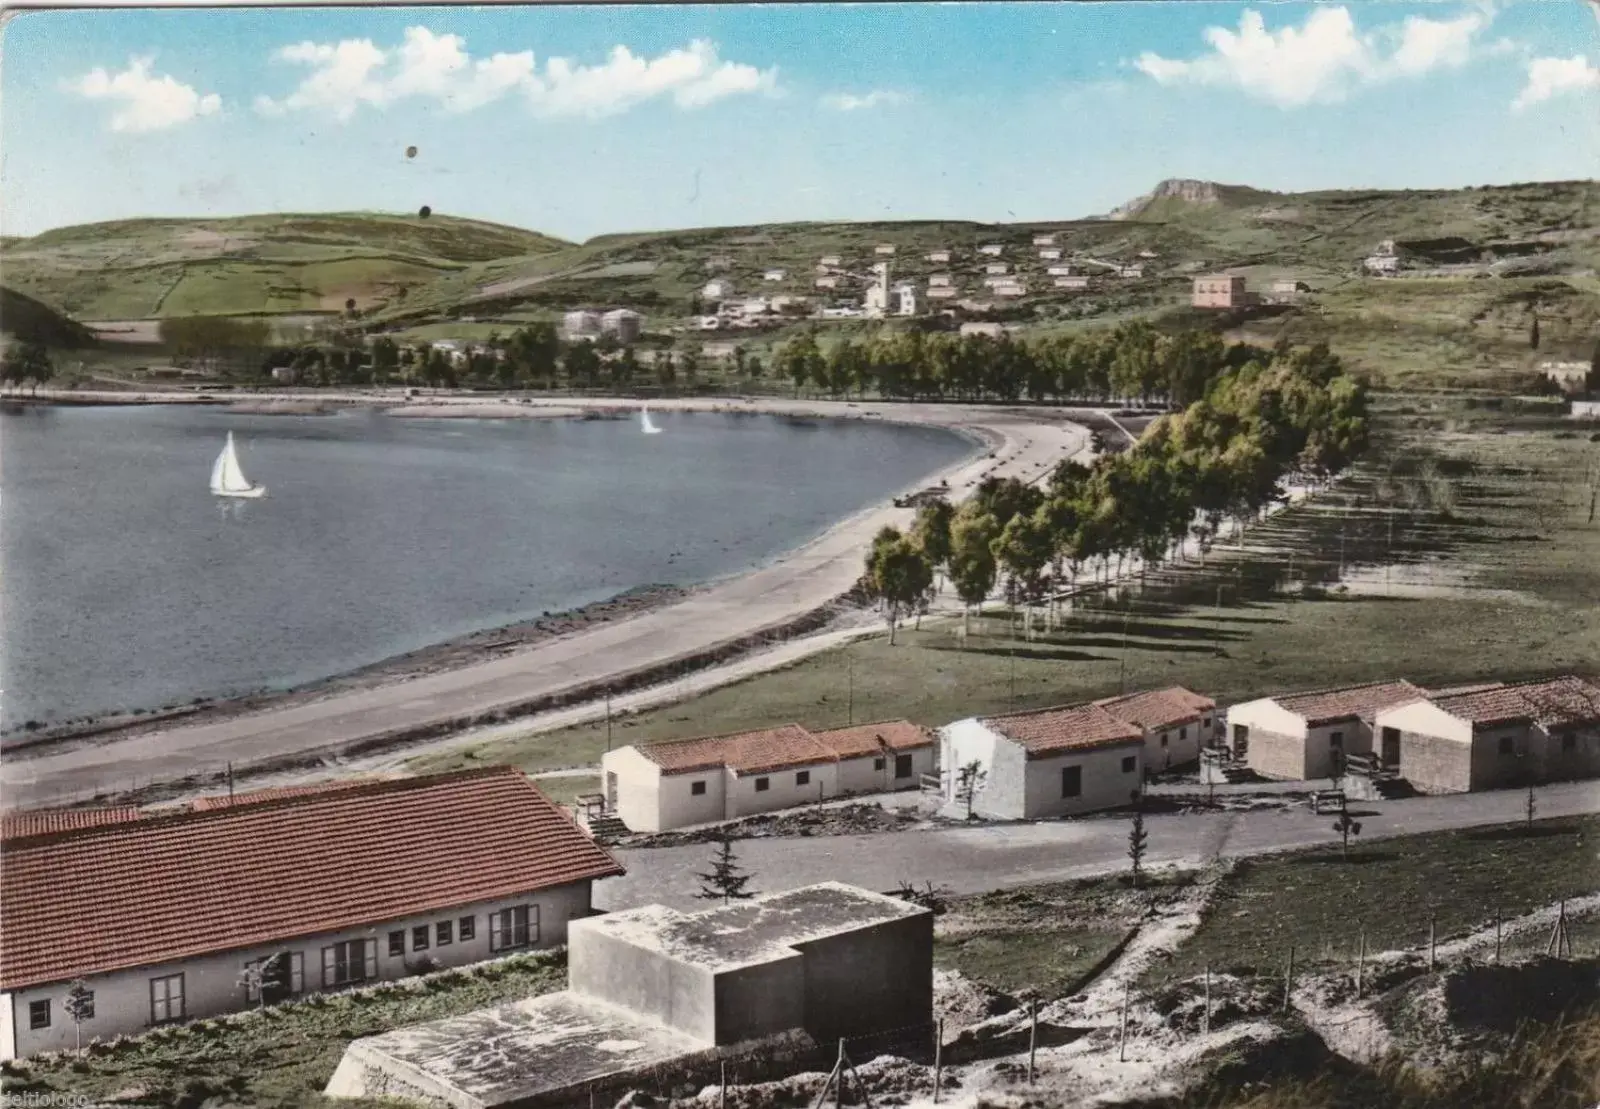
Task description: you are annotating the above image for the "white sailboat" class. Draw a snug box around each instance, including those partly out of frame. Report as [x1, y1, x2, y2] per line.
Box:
[210, 431, 267, 499]
[640, 405, 662, 435]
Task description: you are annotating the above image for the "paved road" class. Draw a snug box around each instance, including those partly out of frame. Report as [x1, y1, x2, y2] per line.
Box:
[596, 779, 1600, 911]
[2, 397, 1089, 810]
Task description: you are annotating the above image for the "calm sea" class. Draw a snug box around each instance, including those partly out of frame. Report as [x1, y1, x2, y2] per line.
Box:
[1, 405, 972, 731]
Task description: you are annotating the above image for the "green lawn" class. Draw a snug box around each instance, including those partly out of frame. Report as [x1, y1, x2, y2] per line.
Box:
[1153, 816, 1600, 985]
[0, 953, 566, 1109]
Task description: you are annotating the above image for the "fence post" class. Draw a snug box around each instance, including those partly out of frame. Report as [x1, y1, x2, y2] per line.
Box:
[1027, 999, 1038, 1084]
[589, 1085, 595, 1109]
[1495, 908, 1502, 964]
[933, 1018, 943, 1104]
[1118, 981, 1130, 1062]
[1202, 965, 1211, 1036]
[1283, 945, 1295, 1011]
[1427, 912, 1437, 972]
[836, 1039, 845, 1109]
[720, 1061, 727, 1109]
[1356, 930, 1366, 1000]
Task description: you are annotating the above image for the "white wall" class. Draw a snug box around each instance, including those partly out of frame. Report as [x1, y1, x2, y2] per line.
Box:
[836, 747, 934, 795]
[603, 746, 666, 833]
[1145, 716, 1208, 772]
[657, 768, 729, 830]
[1225, 699, 1307, 747]
[939, 720, 999, 809]
[728, 762, 839, 818]
[1375, 702, 1472, 744]
[2, 882, 594, 1060]
[1022, 742, 1144, 819]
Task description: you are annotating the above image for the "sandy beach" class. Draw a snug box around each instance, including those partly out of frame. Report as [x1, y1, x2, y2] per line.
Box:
[1, 390, 1092, 810]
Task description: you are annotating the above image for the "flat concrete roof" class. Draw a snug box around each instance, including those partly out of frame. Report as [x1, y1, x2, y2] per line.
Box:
[344, 991, 704, 1107]
[578, 881, 927, 971]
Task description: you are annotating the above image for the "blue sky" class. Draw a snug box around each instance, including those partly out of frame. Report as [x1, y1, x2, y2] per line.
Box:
[3, 2, 1597, 240]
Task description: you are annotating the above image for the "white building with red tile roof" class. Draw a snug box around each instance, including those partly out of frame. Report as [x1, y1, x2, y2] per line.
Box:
[938, 701, 1145, 819]
[1225, 680, 1428, 781]
[1094, 686, 1218, 772]
[0, 767, 622, 1059]
[1373, 675, 1600, 794]
[600, 721, 933, 833]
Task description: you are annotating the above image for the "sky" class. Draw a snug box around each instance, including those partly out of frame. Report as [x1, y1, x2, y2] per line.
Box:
[2, 1, 1598, 241]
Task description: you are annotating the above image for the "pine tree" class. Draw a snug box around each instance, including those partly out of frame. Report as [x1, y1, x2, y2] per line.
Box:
[695, 835, 755, 905]
[63, 980, 94, 1050]
[954, 760, 986, 821]
[1127, 792, 1149, 888]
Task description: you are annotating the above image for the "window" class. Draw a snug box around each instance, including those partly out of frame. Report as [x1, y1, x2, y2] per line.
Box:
[873, 757, 886, 771]
[754, 777, 770, 792]
[1160, 735, 1169, 748]
[1121, 756, 1137, 774]
[150, 974, 185, 1024]
[490, 905, 539, 953]
[1499, 735, 1515, 756]
[388, 931, 405, 957]
[1062, 766, 1082, 798]
[796, 770, 811, 786]
[412, 925, 430, 951]
[1330, 731, 1344, 749]
[244, 952, 304, 1003]
[29, 1000, 50, 1030]
[895, 754, 914, 779]
[321, 939, 377, 988]
[1178, 726, 1187, 741]
[459, 916, 476, 942]
[691, 780, 707, 796]
[437, 920, 453, 946]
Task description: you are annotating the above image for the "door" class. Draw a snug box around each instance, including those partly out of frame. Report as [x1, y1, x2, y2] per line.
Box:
[1380, 727, 1401, 768]
[1232, 724, 1250, 760]
[605, 771, 618, 809]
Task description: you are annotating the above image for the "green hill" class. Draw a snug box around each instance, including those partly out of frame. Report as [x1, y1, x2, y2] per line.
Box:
[0, 212, 571, 322]
[0, 286, 95, 348]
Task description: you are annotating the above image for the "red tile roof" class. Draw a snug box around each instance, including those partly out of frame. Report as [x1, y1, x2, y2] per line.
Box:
[1429, 676, 1600, 729]
[981, 702, 1143, 759]
[637, 724, 836, 777]
[811, 720, 932, 759]
[190, 778, 394, 810]
[1, 807, 146, 842]
[1095, 687, 1215, 732]
[1274, 680, 1427, 726]
[0, 767, 623, 992]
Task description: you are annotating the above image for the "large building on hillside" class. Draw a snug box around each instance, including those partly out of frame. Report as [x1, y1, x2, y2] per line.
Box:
[1192, 275, 1248, 309]
[0, 769, 623, 1060]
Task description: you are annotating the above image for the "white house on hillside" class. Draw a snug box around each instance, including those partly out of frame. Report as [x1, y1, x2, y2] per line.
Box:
[939, 702, 1144, 819]
[0, 769, 622, 1059]
[1094, 686, 1218, 772]
[1032, 234, 1057, 246]
[927, 250, 951, 263]
[701, 280, 732, 300]
[600, 721, 933, 833]
[1039, 249, 1062, 260]
[600, 309, 644, 343]
[875, 244, 897, 256]
[1225, 680, 1427, 781]
[985, 262, 1009, 275]
[563, 310, 602, 338]
[763, 269, 787, 282]
[979, 244, 1004, 256]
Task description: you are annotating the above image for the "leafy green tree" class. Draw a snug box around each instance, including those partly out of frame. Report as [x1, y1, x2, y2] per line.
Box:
[370, 336, 400, 383]
[947, 505, 1000, 638]
[679, 341, 704, 390]
[866, 532, 934, 645]
[910, 499, 955, 588]
[776, 332, 823, 397]
[2, 341, 53, 394]
[563, 341, 602, 391]
[992, 507, 1054, 636]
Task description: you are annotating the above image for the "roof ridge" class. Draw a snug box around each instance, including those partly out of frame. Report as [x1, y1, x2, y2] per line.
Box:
[812, 718, 918, 732]
[981, 698, 1104, 723]
[1276, 677, 1419, 701]
[3, 766, 527, 850]
[638, 722, 812, 750]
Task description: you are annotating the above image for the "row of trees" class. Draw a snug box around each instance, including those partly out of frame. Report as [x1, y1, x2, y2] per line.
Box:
[862, 338, 1371, 640]
[776, 321, 1328, 406]
[1, 341, 56, 393]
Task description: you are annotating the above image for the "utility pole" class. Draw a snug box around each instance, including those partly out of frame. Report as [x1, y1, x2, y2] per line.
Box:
[1119, 604, 1131, 694]
[1009, 647, 1017, 712]
[1213, 579, 1224, 656]
[605, 691, 613, 753]
[847, 653, 854, 727]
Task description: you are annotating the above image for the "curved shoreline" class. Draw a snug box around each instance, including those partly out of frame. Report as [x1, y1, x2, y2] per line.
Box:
[0, 392, 1090, 811]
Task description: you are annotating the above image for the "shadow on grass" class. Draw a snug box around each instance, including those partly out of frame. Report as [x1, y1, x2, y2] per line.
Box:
[1464, 824, 1575, 843]
[1288, 851, 1402, 866]
[929, 644, 1115, 663]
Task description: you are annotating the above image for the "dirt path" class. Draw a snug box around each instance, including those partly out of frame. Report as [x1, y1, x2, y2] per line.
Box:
[1, 396, 1089, 810]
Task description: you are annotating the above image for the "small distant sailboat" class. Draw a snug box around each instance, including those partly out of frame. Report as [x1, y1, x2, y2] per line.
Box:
[210, 431, 267, 499]
[640, 405, 662, 435]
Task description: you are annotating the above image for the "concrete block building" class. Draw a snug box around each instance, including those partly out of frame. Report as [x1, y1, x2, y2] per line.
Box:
[1224, 680, 1427, 781]
[1192, 275, 1248, 309]
[326, 883, 934, 1107]
[600, 721, 934, 833]
[938, 702, 1144, 820]
[1372, 676, 1600, 794]
[1094, 686, 1218, 773]
[0, 769, 623, 1059]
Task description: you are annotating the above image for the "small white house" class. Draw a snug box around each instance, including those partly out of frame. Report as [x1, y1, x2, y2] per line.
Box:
[696, 315, 723, 331]
[875, 244, 897, 256]
[894, 284, 921, 316]
[601, 721, 933, 834]
[0, 769, 623, 1060]
[1032, 234, 1057, 247]
[763, 269, 787, 283]
[927, 250, 952, 263]
[928, 274, 952, 288]
[979, 244, 1004, 257]
[959, 322, 1005, 339]
[927, 287, 957, 299]
[985, 263, 1009, 275]
[1055, 276, 1092, 290]
[1094, 687, 1218, 773]
[994, 282, 1027, 297]
[815, 276, 840, 290]
[1372, 676, 1600, 794]
[1225, 680, 1426, 782]
[562, 310, 602, 338]
[1039, 249, 1062, 260]
[600, 308, 644, 344]
[701, 280, 732, 300]
[1047, 264, 1075, 276]
[818, 255, 842, 268]
[938, 702, 1144, 820]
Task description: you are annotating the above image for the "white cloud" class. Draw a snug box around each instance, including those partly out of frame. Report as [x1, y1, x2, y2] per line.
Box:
[1132, 6, 1496, 107]
[820, 89, 908, 111]
[255, 28, 775, 121]
[68, 57, 221, 133]
[1513, 54, 1600, 111]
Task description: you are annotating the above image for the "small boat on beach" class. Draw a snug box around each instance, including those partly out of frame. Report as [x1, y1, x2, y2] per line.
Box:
[210, 431, 267, 499]
[640, 405, 662, 435]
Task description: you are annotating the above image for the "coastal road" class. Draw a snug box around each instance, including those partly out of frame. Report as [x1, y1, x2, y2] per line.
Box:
[2, 397, 1090, 810]
[596, 779, 1600, 911]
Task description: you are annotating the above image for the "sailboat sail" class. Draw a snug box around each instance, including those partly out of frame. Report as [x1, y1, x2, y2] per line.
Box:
[210, 432, 266, 498]
[640, 405, 661, 435]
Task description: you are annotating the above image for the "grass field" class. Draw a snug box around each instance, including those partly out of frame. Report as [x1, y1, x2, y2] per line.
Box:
[1153, 816, 1600, 985]
[414, 405, 1600, 778]
[0, 952, 566, 1108]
